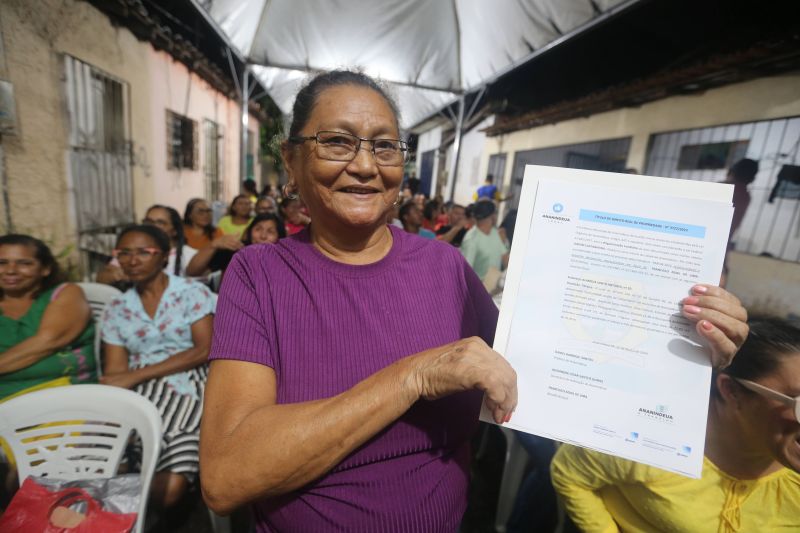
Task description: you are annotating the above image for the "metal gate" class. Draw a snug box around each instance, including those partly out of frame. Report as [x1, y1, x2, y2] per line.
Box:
[63, 55, 134, 273]
[645, 117, 800, 262]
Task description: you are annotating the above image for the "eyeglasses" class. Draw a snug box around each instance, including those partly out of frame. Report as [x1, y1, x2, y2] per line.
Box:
[289, 131, 408, 166]
[194, 208, 213, 214]
[735, 377, 800, 423]
[112, 247, 162, 262]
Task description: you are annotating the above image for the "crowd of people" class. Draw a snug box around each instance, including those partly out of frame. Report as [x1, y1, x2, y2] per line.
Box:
[0, 69, 795, 532]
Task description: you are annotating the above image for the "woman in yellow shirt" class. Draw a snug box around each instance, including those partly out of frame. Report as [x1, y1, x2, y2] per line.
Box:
[217, 194, 253, 238]
[551, 316, 800, 533]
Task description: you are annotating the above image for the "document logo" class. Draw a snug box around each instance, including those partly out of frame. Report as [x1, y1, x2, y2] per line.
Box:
[637, 405, 675, 424]
[681, 445, 692, 455]
[542, 203, 570, 223]
[625, 431, 639, 443]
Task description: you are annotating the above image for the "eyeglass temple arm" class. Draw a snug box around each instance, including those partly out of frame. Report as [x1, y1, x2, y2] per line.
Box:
[737, 378, 796, 405]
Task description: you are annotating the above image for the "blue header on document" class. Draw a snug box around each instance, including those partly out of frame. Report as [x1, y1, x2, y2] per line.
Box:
[579, 210, 706, 238]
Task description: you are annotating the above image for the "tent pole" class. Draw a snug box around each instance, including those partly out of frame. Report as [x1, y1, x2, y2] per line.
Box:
[240, 65, 250, 187]
[446, 95, 465, 202]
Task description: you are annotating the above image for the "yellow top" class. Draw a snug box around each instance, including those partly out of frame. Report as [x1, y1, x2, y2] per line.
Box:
[551, 444, 800, 533]
[217, 215, 252, 238]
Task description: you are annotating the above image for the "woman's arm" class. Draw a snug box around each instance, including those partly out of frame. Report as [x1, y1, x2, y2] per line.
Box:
[436, 220, 467, 244]
[0, 284, 91, 374]
[200, 336, 517, 515]
[185, 236, 243, 276]
[100, 314, 213, 389]
[102, 342, 130, 374]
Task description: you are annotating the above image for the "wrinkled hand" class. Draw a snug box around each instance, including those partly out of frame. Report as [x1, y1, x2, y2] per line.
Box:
[681, 284, 748, 369]
[213, 234, 244, 251]
[100, 372, 140, 390]
[410, 337, 517, 424]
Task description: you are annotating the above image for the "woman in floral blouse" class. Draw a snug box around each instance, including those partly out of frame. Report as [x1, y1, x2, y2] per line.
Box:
[101, 224, 215, 509]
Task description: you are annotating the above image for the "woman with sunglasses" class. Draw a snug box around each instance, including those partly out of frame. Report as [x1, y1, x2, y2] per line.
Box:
[100, 224, 215, 509]
[552, 316, 800, 533]
[0, 234, 96, 400]
[200, 70, 748, 531]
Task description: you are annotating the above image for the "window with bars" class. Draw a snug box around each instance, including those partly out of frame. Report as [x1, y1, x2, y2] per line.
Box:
[645, 116, 800, 262]
[166, 110, 198, 170]
[677, 140, 749, 170]
[203, 119, 222, 201]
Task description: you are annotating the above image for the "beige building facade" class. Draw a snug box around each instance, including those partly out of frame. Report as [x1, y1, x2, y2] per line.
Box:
[0, 0, 260, 274]
[480, 73, 800, 315]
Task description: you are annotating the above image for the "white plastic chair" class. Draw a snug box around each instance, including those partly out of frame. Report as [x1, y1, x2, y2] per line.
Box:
[0, 384, 162, 533]
[76, 282, 122, 376]
[495, 426, 532, 532]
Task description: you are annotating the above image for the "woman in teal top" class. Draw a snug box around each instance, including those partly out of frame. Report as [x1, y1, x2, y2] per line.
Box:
[0, 234, 96, 399]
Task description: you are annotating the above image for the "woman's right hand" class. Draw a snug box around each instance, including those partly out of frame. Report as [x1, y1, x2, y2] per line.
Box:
[408, 337, 517, 424]
[213, 234, 245, 251]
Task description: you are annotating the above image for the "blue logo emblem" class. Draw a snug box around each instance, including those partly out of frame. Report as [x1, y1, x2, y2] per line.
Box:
[681, 445, 692, 455]
[552, 203, 564, 213]
[630, 432, 639, 440]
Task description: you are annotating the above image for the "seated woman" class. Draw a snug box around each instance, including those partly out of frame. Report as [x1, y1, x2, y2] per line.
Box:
[254, 196, 278, 216]
[183, 198, 224, 250]
[184, 213, 285, 281]
[0, 234, 96, 400]
[100, 225, 215, 508]
[551, 316, 800, 533]
[217, 195, 253, 238]
[96, 204, 200, 285]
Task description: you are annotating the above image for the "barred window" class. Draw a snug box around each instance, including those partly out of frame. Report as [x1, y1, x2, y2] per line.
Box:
[166, 110, 198, 170]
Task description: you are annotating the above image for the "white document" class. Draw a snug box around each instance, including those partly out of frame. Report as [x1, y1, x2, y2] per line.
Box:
[482, 165, 733, 478]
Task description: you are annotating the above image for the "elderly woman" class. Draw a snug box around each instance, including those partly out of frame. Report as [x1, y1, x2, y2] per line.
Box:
[101, 225, 215, 508]
[199, 71, 747, 531]
[552, 316, 799, 533]
[0, 234, 96, 399]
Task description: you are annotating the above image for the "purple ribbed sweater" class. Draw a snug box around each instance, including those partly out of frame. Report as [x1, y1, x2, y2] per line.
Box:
[209, 225, 498, 532]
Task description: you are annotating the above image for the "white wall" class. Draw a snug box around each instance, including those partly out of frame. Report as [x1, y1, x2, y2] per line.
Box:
[450, 115, 494, 206]
[416, 125, 442, 195]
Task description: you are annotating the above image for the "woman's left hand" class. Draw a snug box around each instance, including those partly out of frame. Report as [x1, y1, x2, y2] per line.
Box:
[100, 372, 140, 390]
[681, 284, 748, 369]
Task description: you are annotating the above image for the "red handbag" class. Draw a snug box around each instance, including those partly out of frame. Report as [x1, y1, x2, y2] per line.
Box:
[0, 477, 137, 532]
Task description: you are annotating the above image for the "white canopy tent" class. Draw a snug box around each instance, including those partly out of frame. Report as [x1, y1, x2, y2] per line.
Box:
[193, 0, 635, 194]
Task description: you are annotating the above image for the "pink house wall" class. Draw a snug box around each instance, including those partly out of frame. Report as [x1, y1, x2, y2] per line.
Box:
[139, 49, 260, 219]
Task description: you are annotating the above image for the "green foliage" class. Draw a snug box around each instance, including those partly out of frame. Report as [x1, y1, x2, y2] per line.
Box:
[258, 95, 285, 174]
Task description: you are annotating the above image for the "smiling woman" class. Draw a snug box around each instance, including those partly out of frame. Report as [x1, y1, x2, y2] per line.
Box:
[199, 70, 518, 531]
[0, 234, 96, 400]
[200, 70, 750, 532]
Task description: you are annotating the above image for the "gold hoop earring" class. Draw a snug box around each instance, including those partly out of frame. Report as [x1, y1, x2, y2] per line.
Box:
[282, 184, 298, 200]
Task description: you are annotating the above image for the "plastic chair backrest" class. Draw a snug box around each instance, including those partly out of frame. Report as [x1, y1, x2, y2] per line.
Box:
[76, 282, 122, 377]
[0, 385, 161, 533]
[76, 282, 122, 322]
